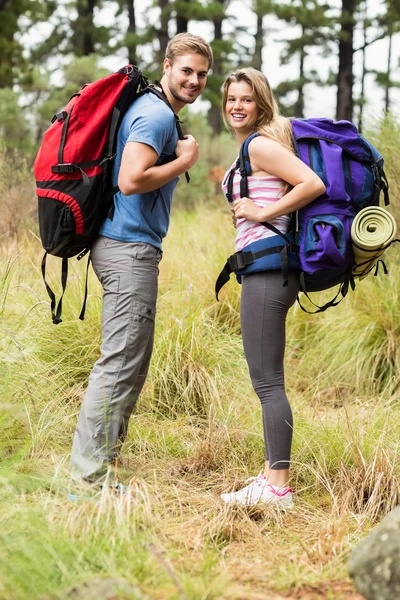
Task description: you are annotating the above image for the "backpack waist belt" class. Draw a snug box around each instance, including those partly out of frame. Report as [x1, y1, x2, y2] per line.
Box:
[215, 240, 299, 300]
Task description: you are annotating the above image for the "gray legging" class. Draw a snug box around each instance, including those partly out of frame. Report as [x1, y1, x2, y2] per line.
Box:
[240, 269, 300, 470]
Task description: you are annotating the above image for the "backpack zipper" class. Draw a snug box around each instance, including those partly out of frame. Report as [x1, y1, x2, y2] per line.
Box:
[295, 135, 373, 165]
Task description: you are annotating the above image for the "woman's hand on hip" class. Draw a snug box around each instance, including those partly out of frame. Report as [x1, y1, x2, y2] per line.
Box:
[233, 197, 263, 222]
[231, 206, 237, 228]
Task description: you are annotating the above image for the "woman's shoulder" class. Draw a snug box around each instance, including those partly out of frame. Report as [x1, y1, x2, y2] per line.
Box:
[246, 132, 295, 179]
[249, 134, 282, 154]
[249, 134, 293, 169]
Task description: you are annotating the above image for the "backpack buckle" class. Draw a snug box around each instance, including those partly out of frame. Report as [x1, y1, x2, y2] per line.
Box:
[51, 163, 77, 174]
[51, 111, 68, 123]
[228, 250, 253, 271]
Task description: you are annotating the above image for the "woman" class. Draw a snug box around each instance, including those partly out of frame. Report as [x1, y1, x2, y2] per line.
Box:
[220, 68, 326, 508]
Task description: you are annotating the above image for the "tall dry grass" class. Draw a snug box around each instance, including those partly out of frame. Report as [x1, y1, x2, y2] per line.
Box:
[0, 118, 399, 599]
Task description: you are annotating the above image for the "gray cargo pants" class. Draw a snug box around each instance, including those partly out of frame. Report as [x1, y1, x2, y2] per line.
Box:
[70, 236, 162, 482]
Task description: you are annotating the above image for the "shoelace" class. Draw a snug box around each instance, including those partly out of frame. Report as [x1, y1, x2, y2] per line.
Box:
[248, 478, 293, 494]
[244, 472, 264, 484]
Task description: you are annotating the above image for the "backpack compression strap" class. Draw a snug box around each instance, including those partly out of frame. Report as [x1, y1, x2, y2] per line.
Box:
[296, 273, 355, 314]
[42, 251, 92, 324]
[41, 253, 68, 325]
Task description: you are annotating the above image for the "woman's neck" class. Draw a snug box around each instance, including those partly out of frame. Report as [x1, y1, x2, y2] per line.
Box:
[235, 129, 256, 146]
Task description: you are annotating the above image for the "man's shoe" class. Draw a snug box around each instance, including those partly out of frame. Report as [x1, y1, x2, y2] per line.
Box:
[220, 475, 293, 508]
[67, 481, 128, 502]
[108, 482, 128, 496]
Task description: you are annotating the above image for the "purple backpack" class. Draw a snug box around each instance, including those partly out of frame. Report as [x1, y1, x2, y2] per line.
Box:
[292, 119, 389, 306]
[216, 118, 390, 312]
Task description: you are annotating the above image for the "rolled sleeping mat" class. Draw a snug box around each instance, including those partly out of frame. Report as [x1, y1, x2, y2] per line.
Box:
[351, 206, 397, 279]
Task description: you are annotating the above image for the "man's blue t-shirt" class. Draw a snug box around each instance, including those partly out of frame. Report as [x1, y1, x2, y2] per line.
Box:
[99, 93, 179, 249]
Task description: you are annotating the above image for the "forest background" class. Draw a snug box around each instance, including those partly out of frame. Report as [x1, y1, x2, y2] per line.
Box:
[1, 0, 400, 156]
[0, 1, 400, 600]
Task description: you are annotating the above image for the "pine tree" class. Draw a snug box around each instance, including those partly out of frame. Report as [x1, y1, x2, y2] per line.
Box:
[371, 0, 400, 113]
[157, 0, 171, 65]
[251, 0, 274, 71]
[356, 1, 369, 132]
[173, 1, 211, 41]
[273, 0, 331, 117]
[26, 0, 115, 80]
[201, 0, 236, 133]
[112, 1, 155, 69]
[175, 0, 190, 32]
[0, 0, 55, 88]
[70, 0, 111, 56]
[125, 0, 138, 65]
[336, 0, 358, 121]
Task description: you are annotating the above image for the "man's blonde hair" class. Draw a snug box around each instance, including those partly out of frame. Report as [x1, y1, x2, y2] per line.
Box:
[222, 68, 294, 155]
[165, 33, 213, 69]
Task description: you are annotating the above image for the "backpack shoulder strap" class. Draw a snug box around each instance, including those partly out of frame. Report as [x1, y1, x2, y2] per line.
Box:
[225, 132, 261, 203]
[145, 83, 190, 183]
[238, 132, 260, 197]
[225, 159, 239, 204]
[238, 132, 292, 243]
[239, 132, 261, 173]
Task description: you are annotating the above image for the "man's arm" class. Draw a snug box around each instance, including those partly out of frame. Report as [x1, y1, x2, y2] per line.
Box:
[118, 135, 198, 196]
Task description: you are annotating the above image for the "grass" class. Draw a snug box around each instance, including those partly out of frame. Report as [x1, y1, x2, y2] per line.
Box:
[1, 203, 399, 600]
[1, 117, 399, 599]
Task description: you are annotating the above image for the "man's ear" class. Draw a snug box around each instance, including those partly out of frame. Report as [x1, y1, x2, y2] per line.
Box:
[163, 58, 171, 75]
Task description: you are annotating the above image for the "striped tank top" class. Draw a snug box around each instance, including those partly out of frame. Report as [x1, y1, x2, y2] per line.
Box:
[222, 162, 290, 252]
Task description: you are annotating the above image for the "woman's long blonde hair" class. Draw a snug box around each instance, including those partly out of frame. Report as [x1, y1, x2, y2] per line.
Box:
[222, 68, 294, 154]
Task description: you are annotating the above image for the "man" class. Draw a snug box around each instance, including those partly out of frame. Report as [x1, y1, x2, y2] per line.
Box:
[70, 33, 213, 488]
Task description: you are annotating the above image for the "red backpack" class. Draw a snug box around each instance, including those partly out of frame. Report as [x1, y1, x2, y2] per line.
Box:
[34, 65, 185, 323]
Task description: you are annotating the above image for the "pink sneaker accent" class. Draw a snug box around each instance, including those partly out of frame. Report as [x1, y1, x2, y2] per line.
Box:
[266, 483, 293, 497]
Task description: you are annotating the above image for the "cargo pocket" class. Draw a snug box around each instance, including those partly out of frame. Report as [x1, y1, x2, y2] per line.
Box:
[101, 273, 120, 319]
[131, 298, 156, 323]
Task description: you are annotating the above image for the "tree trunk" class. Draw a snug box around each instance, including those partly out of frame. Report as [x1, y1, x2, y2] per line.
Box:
[385, 31, 392, 112]
[336, 0, 356, 121]
[253, 12, 263, 70]
[176, 15, 188, 33]
[208, 104, 222, 134]
[176, 0, 189, 33]
[358, 5, 367, 133]
[358, 45, 366, 132]
[158, 0, 170, 60]
[126, 0, 137, 65]
[0, 2, 20, 87]
[75, 0, 97, 55]
[0, 0, 12, 10]
[208, 0, 224, 134]
[295, 37, 305, 117]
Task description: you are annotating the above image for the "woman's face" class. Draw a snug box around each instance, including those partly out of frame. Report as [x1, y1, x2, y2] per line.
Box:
[225, 80, 259, 135]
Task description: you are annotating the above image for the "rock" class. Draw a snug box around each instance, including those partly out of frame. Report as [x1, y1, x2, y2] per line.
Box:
[348, 506, 400, 600]
[42, 577, 146, 600]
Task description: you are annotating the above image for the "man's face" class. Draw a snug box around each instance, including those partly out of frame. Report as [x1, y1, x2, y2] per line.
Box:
[163, 53, 209, 105]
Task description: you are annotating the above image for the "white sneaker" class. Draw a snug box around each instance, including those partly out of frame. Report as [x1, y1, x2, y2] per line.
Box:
[220, 476, 293, 508]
